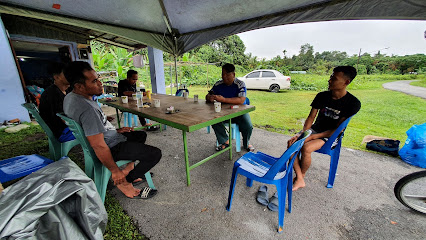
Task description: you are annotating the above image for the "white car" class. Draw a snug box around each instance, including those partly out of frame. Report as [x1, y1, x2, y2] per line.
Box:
[238, 69, 291, 92]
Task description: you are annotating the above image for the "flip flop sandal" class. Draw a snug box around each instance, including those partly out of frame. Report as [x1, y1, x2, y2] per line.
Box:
[146, 125, 160, 131]
[215, 143, 229, 151]
[131, 187, 157, 199]
[267, 192, 279, 212]
[246, 145, 255, 152]
[256, 185, 269, 206]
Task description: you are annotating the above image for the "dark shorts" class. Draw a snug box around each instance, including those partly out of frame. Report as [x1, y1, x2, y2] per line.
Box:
[308, 128, 340, 149]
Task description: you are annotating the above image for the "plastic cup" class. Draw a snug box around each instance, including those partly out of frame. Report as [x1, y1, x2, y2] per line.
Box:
[132, 93, 137, 100]
[183, 92, 189, 98]
[214, 102, 221, 112]
[154, 99, 160, 108]
[121, 96, 128, 103]
[194, 94, 198, 102]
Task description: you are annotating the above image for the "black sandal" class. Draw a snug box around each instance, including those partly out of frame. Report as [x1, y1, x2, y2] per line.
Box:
[215, 143, 229, 151]
[131, 187, 157, 199]
[146, 125, 160, 131]
[246, 145, 255, 152]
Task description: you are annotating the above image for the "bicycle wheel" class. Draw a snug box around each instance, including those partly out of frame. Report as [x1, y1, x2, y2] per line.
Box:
[394, 170, 426, 214]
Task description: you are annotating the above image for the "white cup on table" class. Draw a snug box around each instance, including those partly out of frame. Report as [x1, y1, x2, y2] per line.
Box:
[132, 93, 137, 100]
[154, 99, 160, 108]
[121, 96, 128, 103]
[214, 102, 221, 112]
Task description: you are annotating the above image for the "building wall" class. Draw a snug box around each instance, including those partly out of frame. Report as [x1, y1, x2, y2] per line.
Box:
[0, 16, 88, 124]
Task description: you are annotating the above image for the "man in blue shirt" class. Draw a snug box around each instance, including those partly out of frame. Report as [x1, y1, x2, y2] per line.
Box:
[206, 63, 254, 151]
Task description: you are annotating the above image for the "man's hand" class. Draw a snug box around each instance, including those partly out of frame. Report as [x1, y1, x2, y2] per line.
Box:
[117, 127, 134, 133]
[111, 169, 127, 185]
[213, 95, 225, 102]
[206, 94, 215, 103]
[287, 133, 301, 148]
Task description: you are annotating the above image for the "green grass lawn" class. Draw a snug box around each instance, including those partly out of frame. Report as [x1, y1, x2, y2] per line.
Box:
[410, 79, 426, 88]
[184, 77, 426, 151]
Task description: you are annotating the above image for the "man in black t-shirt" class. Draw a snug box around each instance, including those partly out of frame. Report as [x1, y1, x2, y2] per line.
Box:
[118, 70, 155, 128]
[287, 66, 361, 191]
[118, 69, 139, 96]
[39, 62, 75, 142]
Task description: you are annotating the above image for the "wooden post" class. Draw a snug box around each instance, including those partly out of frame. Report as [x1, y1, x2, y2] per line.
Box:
[169, 65, 173, 95]
[174, 56, 178, 93]
[206, 62, 209, 89]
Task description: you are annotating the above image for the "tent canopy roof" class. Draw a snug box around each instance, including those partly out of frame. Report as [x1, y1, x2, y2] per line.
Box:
[1, 0, 425, 55]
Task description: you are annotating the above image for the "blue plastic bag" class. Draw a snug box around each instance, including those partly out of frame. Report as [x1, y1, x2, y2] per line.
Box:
[399, 123, 426, 168]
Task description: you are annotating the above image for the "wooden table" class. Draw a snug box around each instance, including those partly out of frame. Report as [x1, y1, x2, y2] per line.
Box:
[100, 94, 255, 185]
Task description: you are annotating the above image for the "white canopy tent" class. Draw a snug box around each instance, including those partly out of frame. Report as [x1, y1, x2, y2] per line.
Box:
[1, 0, 425, 56]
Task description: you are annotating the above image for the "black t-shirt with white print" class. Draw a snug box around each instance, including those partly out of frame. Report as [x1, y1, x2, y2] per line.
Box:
[310, 90, 361, 133]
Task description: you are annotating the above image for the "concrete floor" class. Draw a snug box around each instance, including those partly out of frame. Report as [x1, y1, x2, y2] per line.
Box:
[103, 106, 426, 240]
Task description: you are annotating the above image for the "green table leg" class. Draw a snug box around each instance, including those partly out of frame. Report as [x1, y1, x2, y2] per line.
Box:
[228, 119, 232, 160]
[183, 130, 191, 186]
[115, 109, 121, 128]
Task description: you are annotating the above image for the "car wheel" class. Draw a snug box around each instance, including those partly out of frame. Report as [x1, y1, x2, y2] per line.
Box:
[269, 84, 280, 93]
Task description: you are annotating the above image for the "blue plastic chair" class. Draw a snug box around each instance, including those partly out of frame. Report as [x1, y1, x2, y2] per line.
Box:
[315, 116, 353, 188]
[0, 154, 54, 183]
[57, 113, 155, 203]
[176, 88, 189, 97]
[94, 94, 114, 107]
[226, 130, 311, 233]
[207, 97, 250, 152]
[21, 103, 80, 161]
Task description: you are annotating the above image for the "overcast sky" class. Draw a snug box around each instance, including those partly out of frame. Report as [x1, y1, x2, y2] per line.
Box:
[237, 20, 426, 60]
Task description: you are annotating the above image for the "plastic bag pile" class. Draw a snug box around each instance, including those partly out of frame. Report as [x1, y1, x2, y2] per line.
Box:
[399, 123, 426, 168]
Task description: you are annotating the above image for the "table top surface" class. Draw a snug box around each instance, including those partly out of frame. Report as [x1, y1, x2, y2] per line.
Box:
[100, 94, 255, 132]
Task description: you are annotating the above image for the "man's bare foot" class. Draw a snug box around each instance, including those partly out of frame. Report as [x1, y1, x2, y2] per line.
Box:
[116, 182, 141, 198]
[133, 178, 143, 183]
[292, 177, 306, 191]
[121, 162, 135, 176]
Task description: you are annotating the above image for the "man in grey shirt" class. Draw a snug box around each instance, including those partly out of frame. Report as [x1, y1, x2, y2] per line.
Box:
[63, 61, 161, 199]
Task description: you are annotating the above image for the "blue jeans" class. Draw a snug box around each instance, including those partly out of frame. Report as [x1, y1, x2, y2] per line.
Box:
[211, 113, 253, 149]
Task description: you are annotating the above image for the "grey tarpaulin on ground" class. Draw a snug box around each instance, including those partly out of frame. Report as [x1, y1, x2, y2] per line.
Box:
[0, 157, 107, 240]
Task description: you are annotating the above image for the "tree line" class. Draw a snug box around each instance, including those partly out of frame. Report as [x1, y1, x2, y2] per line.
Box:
[91, 35, 425, 83]
[187, 37, 425, 75]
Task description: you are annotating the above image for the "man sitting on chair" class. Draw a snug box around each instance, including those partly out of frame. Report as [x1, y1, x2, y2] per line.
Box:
[288, 66, 361, 191]
[118, 70, 158, 130]
[205, 63, 254, 152]
[63, 61, 161, 199]
[39, 62, 75, 142]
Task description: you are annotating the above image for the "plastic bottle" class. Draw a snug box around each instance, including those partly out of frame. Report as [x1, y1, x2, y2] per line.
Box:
[136, 91, 143, 107]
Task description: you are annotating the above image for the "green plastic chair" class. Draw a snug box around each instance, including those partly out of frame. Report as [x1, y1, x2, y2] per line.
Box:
[56, 113, 155, 203]
[21, 103, 80, 161]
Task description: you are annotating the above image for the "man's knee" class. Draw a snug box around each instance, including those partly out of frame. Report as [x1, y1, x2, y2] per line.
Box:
[302, 140, 325, 154]
[150, 146, 162, 164]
